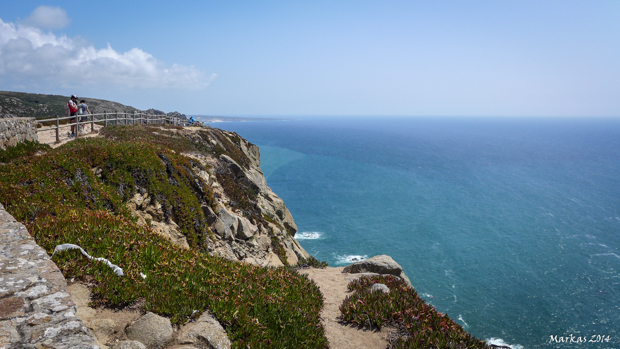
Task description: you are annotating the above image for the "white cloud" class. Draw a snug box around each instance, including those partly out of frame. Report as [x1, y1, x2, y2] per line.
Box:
[0, 17, 215, 90]
[24, 6, 71, 30]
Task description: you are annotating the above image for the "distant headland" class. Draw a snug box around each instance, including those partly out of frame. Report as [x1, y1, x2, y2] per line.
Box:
[192, 115, 292, 122]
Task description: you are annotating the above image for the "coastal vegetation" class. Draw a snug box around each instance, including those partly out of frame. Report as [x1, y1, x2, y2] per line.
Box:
[0, 126, 328, 348]
[1, 124, 490, 348]
[340, 275, 489, 348]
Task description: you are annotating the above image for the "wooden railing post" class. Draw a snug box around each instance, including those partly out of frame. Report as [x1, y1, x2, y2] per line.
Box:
[55, 114, 59, 143]
[114, 112, 117, 126]
[91, 113, 94, 132]
[104, 111, 107, 127]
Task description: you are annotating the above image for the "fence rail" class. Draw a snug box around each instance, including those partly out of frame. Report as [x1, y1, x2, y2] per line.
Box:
[37, 112, 199, 143]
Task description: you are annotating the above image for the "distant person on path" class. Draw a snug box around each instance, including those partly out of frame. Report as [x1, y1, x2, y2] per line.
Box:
[67, 95, 78, 137]
[78, 100, 92, 133]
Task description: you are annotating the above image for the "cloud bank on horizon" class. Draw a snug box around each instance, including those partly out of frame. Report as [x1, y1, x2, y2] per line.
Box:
[0, 6, 215, 92]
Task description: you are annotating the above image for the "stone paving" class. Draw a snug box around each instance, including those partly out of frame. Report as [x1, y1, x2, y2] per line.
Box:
[0, 203, 99, 349]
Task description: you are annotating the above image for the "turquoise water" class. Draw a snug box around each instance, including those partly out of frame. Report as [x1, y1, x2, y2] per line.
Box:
[207, 116, 620, 348]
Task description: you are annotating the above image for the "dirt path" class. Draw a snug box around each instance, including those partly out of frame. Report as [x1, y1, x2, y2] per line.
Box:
[299, 267, 392, 349]
[37, 124, 104, 148]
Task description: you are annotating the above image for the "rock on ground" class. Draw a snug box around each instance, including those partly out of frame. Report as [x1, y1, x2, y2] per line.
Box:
[370, 283, 390, 294]
[342, 254, 412, 286]
[175, 311, 231, 349]
[126, 312, 173, 349]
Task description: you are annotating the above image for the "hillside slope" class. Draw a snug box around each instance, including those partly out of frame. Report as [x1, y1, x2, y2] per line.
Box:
[0, 91, 186, 120]
[0, 124, 327, 347]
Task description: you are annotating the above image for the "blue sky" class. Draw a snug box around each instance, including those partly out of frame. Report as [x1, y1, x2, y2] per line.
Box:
[1, 1, 619, 117]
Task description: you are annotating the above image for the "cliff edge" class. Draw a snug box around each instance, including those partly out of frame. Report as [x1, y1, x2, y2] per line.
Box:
[140, 125, 310, 266]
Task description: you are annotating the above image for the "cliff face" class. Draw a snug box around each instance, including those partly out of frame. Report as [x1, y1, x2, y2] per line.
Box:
[124, 126, 309, 266]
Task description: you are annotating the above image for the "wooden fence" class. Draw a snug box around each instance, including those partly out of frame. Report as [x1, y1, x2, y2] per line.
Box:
[37, 112, 199, 143]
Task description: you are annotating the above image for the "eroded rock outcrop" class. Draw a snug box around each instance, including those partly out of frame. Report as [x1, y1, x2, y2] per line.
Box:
[126, 126, 310, 267]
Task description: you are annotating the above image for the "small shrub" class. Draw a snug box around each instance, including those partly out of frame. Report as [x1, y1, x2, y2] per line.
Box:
[294, 256, 329, 269]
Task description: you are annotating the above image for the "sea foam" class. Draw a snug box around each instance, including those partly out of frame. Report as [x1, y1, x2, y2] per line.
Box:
[486, 338, 524, 349]
[295, 231, 322, 240]
[335, 254, 367, 264]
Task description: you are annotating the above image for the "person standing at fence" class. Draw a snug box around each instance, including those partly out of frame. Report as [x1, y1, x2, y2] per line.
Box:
[67, 95, 78, 137]
[78, 100, 92, 133]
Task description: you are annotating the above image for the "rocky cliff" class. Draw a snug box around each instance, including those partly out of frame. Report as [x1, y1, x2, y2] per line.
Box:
[127, 125, 310, 266]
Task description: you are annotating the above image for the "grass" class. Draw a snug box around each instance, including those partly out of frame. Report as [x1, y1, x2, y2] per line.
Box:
[0, 126, 329, 348]
[339, 275, 490, 349]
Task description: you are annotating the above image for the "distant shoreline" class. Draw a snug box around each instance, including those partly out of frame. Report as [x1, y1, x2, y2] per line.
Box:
[191, 115, 293, 123]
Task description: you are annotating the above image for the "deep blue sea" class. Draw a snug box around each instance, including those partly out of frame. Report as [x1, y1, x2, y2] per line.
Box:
[204, 116, 620, 349]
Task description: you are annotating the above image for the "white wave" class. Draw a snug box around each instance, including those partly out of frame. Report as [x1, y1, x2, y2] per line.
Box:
[295, 231, 322, 240]
[421, 293, 434, 299]
[457, 315, 468, 327]
[486, 337, 524, 349]
[335, 254, 367, 265]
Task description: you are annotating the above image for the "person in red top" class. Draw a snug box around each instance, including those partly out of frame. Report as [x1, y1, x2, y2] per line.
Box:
[67, 94, 78, 137]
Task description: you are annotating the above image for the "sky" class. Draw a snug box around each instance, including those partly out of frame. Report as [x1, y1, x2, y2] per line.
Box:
[1, 1, 619, 117]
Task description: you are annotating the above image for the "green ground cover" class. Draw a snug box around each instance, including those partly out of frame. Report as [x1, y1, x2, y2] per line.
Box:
[340, 275, 490, 348]
[0, 127, 328, 348]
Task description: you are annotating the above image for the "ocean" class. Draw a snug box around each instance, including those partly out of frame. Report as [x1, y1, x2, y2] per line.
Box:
[204, 116, 620, 349]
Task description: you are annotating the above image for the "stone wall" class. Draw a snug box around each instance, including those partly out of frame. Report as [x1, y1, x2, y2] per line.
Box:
[0, 118, 38, 150]
[0, 203, 99, 349]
